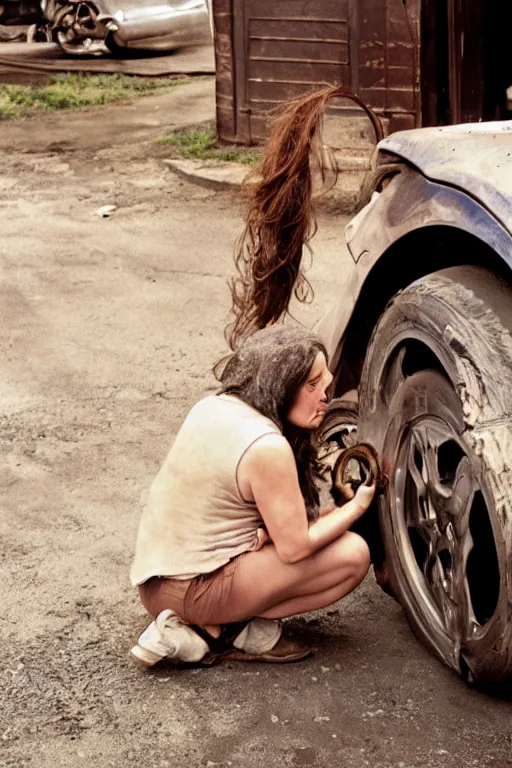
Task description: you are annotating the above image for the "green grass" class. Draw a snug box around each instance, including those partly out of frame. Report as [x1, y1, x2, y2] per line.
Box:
[157, 124, 261, 166]
[0, 73, 190, 120]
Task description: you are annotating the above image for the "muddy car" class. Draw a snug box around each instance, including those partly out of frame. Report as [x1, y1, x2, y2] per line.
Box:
[317, 121, 512, 685]
[0, 0, 211, 54]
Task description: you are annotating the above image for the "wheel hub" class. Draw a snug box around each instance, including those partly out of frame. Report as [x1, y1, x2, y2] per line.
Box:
[50, 0, 117, 54]
[395, 414, 478, 651]
[378, 369, 501, 670]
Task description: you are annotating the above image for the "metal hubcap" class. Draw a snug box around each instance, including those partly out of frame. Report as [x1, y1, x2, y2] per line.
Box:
[395, 415, 478, 651]
[373, 365, 502, 672]
[54, 0, 107, 53]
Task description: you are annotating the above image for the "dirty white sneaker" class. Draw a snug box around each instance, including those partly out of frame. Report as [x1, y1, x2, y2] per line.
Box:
[130, 609, 210, 667]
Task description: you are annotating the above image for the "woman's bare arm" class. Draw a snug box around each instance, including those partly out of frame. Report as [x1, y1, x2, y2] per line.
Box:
[242, 434, 375, 564]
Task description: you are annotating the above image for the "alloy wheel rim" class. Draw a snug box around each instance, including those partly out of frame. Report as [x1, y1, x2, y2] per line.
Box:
[381, 369, 502, 670]
[393, 415, 478, 651]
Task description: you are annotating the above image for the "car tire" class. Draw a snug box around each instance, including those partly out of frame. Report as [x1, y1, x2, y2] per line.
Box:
[357, 266, 512, 683]
[105, 32, 126, 55]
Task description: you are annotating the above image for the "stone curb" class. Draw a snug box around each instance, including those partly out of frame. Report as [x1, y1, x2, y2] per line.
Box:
[163, 152, 372, 214]
[162, 158, 252, 191]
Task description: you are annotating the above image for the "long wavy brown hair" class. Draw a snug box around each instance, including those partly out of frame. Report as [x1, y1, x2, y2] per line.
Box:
[226, 85, 383, 351]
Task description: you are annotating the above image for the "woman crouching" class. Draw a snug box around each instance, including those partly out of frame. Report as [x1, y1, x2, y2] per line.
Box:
[130, 325, 374, 666]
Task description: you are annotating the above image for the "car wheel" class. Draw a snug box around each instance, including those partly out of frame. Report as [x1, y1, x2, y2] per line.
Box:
[358, 266, 512, 684]
[317, 399, 391, 592]
[53, 0, 106, 55]
[56, 30, 93, 54]
[316, 398, 359, 506]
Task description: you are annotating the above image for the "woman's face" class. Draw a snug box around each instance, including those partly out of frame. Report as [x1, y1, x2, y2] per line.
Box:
[286, 351, 333, 430]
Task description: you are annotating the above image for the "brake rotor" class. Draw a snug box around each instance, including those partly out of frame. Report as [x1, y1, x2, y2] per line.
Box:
[331, 442, 386, 505]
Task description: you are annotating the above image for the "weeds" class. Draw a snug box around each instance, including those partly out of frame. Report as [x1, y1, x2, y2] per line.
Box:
[0, 73, 190, 120]
[157, 124, 261, 166]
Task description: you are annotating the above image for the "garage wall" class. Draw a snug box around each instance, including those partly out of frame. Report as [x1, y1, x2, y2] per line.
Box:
[212, 0, 421, 144]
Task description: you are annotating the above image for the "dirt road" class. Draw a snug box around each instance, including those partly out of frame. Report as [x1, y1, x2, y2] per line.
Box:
[0, 42, 215, 84]
[1, 78, 511, 768]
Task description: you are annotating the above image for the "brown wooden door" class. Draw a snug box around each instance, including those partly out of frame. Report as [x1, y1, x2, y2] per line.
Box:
[421, 0, 510, 126]
[232, 0, 352, 142]
[230, 0, 420, 143]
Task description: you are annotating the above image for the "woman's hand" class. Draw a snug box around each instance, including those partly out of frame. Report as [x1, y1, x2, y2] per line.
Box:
[319, 483, 357, 517]
[306, 483, 376, 558]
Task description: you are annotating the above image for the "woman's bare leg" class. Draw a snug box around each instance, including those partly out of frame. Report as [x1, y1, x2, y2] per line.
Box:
[259, 574, 366, 620]
[188, 531, 370, 625]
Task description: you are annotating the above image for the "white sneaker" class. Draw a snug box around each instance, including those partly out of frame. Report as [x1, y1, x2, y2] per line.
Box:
[130, 610, 210, 667]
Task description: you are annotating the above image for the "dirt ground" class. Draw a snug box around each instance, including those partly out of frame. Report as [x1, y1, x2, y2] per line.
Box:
[1, 77, 512, 768]
[0, 41, 215, 81]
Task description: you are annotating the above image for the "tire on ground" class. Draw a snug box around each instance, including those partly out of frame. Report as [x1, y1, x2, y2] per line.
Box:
[358, 265, 512, 683]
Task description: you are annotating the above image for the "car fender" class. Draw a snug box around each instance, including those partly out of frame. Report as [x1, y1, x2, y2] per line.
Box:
[317, 166, 512, 391]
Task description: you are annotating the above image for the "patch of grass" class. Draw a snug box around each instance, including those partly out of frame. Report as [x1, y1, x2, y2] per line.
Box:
[214, 148, 262, 166]
[157, 124, 261, 166]
[161, 126, 217, 157]
[0, 73, 190, 120]
[0, 97, 18, 120]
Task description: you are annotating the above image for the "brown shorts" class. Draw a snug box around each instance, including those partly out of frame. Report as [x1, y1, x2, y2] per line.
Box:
[138, 556, 243, 627]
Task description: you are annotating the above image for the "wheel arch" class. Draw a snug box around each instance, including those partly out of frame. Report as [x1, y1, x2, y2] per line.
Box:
[329, 225, 512, 397]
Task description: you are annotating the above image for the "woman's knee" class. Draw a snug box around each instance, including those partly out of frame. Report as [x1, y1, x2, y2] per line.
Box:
[335, 531, 371, 581]
[353, 534, 371, 580]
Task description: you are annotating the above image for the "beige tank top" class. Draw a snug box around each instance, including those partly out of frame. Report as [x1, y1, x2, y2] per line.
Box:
[130, 394, 281, 585]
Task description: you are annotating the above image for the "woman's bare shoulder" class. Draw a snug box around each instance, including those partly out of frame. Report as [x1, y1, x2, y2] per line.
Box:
[244, 432, 295, 469]
[238, 433, 295, 502]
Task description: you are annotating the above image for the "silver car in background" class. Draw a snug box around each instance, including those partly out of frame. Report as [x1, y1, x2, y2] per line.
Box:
[1, 0, 211, 54]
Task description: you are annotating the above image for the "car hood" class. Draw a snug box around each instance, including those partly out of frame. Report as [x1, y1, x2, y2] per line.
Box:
[378, 122, 512, 235]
